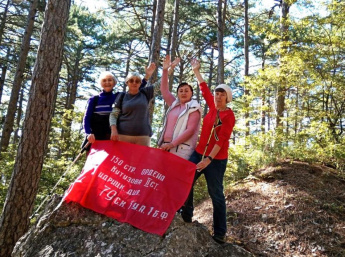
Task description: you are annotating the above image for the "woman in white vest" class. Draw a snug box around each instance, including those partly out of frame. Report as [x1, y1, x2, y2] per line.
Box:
[158, 55, 202, 160]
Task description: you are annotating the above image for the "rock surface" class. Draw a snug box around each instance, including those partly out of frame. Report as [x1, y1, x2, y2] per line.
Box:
[12, 195, 253, 257]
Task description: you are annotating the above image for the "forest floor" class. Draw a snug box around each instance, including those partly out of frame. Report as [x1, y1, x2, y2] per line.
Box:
[193, 161, 345, 257]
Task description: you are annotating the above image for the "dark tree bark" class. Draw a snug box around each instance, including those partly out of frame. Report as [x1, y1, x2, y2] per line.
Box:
[0, 0, 39, 153]
[0, 0, 71, 255]
[165, 0, 180, 112]
[0, 0, 10, 45]
[150, 0, 157, 54]
[0, 0, 11, 105]
[216, 0, 225, 83]
[60, 46, 82, 151]
[123, 43, 133, 91]
[261, 46, 266, 132]
[168, 0, 180, 87]
[244, 0, 250, 137]
[13, 88, 24, 145]
[0, 48, 11, 105]
[149, 0, 166, 82]
[276, 0, 290, 128]
[204, 48, 215, 117]
[294, 86, 299, 136]
[148, 0, 166, 121]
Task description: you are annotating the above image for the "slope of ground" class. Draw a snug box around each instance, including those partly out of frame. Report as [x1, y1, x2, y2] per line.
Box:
[193, 161, 345, 256]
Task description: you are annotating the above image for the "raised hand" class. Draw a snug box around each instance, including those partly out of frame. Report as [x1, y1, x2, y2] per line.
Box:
[190, 58, 204, 83]
[190, 58, 200, 71]
[171, 57, 180, 69]
[144, 62, 157, 80]
[163, 55, 171, 70]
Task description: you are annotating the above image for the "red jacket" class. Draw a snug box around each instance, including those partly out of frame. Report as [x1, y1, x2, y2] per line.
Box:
[195, 82, 235, 159]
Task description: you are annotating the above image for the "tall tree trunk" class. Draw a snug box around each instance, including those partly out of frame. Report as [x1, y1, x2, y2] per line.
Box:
[0, 48, 11, 105]
[164, 14, 173, 113]
[244, 0, 250, 137]
[166, 12, 173, 55]
[167, 0, 180, 111]
[261, 45, 266, 133]
[276, 0, 290, 129]
[149, 0, 157, 60]
[294, 86, 299, 136]
[286, 89, 290, 135]
[0, 65, 6, 105]
[13, 88, 25, 145]
[61, 46, 82, 151]
[168, 0, 179, 83]
[149, 0, 166, 81]
[216, 0, 225, 83]
[204, 48, 215, 116]
[268, 89, 271, 131]
[123, 43, 133, 91]
[0, 0, 11, 105]
[0, 0, 10, 45]
[148, 0, 166, 122]
[0, 0, 39, 154]
[0, 0, 71, 255]
[261, 95, 266, 132]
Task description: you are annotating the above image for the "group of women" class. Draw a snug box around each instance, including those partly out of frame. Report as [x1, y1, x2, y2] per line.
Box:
[82, 55, 235, 244]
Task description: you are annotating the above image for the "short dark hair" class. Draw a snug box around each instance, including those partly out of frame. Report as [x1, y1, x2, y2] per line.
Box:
[176, 82, 193, 95]
[215, 87, 225, 93]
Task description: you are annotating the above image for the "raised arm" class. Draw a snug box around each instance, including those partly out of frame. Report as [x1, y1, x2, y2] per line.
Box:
[160, 55, 178, 106]
[191, 59, 205, 84]
[144, 62, 156, 81]
[191, 59, 214, 108]
[140, 62, 156, 89]
[168, 56, 180, 76]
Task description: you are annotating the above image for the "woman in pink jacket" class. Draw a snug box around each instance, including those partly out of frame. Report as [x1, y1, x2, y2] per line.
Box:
[158, 55, 202, 160]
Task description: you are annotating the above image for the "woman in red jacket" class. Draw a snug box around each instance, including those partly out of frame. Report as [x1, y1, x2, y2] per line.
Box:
[181, 59, 235, 244]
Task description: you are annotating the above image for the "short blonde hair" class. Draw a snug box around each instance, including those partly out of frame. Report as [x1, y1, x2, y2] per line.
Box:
[125, 72, 142, 83]
[98, 71, 117, 86]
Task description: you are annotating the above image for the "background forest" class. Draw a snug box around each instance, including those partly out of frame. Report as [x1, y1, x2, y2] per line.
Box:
[0, 0, 344, 254]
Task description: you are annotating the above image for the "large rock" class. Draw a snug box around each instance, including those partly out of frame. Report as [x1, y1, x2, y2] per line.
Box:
[13, 195, 253, 257]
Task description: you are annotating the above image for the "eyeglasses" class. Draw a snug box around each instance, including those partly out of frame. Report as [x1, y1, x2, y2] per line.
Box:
[128, 79, 141, 84]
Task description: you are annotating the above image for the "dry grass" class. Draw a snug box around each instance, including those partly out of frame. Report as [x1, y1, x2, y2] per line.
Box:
[193, 161, 345, 256]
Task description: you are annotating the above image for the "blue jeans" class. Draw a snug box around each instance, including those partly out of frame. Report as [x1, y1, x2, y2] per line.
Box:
[183, 151, 227, 237]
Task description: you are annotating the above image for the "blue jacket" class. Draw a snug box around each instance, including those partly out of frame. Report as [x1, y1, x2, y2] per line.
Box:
[83, 79, 147, 138]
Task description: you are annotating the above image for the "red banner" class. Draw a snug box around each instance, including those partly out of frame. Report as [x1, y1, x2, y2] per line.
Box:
[64, 140, 196, 236]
